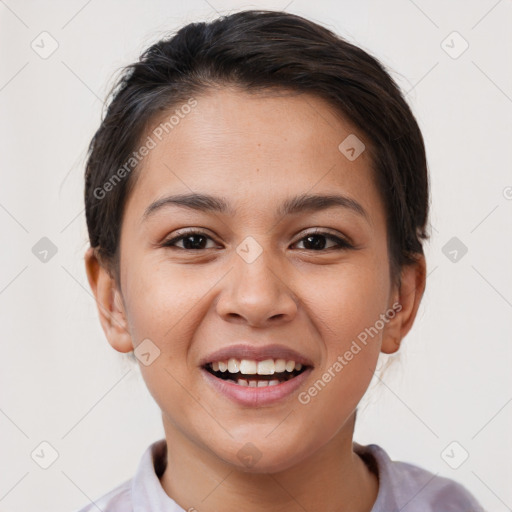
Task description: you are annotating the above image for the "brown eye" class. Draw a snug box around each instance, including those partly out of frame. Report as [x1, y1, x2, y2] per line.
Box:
[162, 231, 217, 250]
[294, 232, 353, 251]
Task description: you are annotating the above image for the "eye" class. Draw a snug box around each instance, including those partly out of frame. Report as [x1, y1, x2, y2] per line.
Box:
[162, 230, 217, 250]
[293, 231, 354, 251]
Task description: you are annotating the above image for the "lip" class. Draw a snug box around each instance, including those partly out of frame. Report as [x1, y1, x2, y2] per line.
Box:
[199, 343, 314, 366]
[201, 366, 313, 407]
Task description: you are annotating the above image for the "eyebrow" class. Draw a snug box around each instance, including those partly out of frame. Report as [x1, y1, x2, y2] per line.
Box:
[142, 192, 369, 223]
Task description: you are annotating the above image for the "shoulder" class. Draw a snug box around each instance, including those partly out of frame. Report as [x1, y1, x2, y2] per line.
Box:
[73, 477, 132, 512]
[354, 442, 486, 511]
[390, 457, 484, 510]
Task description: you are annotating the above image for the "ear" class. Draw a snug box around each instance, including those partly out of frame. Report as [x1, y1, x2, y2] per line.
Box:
[84, 247, 133, 353]
[381, 254, 426, 354]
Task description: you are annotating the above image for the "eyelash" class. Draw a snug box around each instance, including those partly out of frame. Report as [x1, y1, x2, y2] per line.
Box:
[161, 229, 354, 252]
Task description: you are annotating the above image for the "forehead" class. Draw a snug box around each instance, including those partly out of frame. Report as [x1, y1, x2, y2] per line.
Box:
[123, 87, 383, 226]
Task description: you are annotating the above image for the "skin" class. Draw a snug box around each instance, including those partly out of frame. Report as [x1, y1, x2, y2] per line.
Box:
[85, 87, 426, 512]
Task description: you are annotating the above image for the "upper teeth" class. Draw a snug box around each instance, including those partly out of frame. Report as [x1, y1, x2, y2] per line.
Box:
[211, 358, 303, 375]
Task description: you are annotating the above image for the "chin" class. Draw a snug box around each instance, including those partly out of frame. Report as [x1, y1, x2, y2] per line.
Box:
[213, 439, 313, 475]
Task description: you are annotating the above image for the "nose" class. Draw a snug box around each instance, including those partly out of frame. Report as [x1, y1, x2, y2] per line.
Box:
[215, 249, 299, 327]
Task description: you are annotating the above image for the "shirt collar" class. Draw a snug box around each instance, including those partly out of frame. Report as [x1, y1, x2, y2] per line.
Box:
[131, 438, 396, 511]
[132, 438, 184, 512]
[353, 441, 399, 510]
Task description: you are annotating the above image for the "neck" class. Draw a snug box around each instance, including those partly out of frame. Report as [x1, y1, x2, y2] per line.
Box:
[159, 412, 378, 512]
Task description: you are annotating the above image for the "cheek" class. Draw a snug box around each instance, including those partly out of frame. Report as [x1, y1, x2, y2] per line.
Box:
[297, 257, 390, 409]
[123, 255, 210, 342]
[305, 257, 390, 346]
[295, 269, 388, 438]
[121, 261, 205, 418]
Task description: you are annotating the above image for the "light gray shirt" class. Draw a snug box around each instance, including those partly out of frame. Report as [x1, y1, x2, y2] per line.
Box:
[75, 438, 485, 511]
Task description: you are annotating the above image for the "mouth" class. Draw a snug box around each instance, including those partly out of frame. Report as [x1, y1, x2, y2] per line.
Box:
[202, 358, 310, 387]
[199, 344, 314, 405]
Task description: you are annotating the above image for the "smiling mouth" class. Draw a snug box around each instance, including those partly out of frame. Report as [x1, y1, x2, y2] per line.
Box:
[203, 358, 310, 387]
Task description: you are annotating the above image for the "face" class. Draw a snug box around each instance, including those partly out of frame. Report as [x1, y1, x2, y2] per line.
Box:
[87, 87, 423, 473]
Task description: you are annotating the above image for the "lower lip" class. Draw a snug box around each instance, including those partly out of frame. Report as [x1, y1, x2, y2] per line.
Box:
[201, 367, 313, 407]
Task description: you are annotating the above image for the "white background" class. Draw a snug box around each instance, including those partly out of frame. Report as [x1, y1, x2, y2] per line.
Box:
[0, 1, 511, 511]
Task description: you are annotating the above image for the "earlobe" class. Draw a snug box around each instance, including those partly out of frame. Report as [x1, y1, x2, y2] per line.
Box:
[381, 254, 426, 354]
[84, 247, 133, 353]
